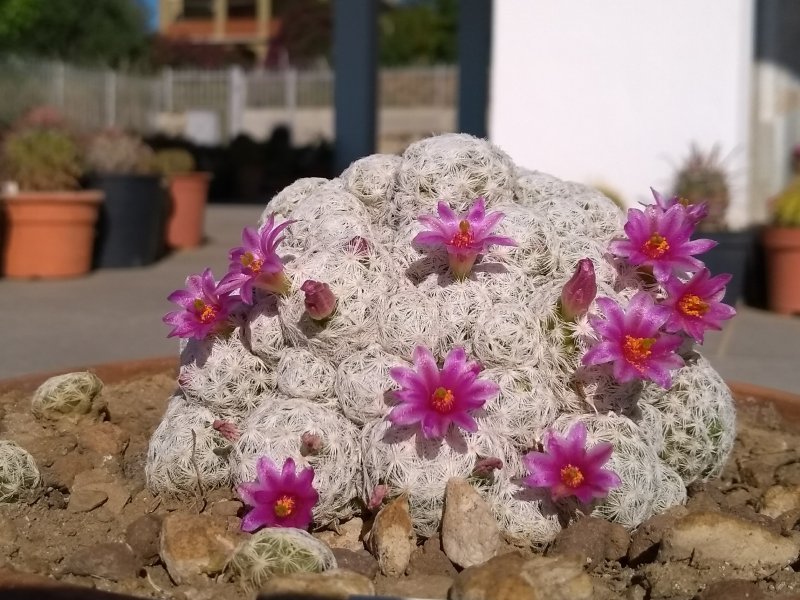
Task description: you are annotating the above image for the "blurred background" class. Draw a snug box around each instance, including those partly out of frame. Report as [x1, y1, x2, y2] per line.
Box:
[1, 0, 800, 389]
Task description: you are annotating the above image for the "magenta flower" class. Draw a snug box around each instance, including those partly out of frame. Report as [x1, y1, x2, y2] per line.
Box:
[218, 214, 294, 304]
[413, 198, 516, 279]
[236, 456, 318, 532]
[582, 291, 684, 388]
[649, 187, 709, 225]
[523, 422, 621, 503]
[300, 280, 337, 321]
[662, 269, 736, 342]
[560, 258, 597, 320]
[388, 346, 498, 439]
[608, 204, 716, 282]
[163, 268, 238, 340]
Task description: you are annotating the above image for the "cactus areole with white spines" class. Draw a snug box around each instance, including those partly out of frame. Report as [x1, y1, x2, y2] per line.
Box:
[149, 133, 736, 545]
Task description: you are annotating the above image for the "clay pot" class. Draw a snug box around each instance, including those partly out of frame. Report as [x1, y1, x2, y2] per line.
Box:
[763, 227, 800, 315]
[1, 191, 103, 279]
[165, 172, 210, 249]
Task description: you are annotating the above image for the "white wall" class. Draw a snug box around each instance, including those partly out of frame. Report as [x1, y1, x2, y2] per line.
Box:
[490, 0, 755, 228]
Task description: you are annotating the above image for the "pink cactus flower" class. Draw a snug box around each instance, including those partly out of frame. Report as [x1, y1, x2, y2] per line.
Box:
[218, 214, 294, 304]
[649, 187, 709, 225]
[582, 291, 684, 388]
[560, 258, 597, 320]
[662, 269, 736, 342]
[523, 422, 621, 503]
[236, 456, 318, 532]
[388, 346, 498, 439]
[413, 198, 517, 279]
[163, 268, 238, 340]
[608, 204, 716, 282]
[300, 280, 337, 321]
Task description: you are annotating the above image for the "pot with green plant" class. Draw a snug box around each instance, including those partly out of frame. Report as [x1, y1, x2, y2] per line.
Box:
[1, 111, 103, 278]
[154, 148, 210, 249]
[763, 156, 800, 315]
[86, 129, 165, 268]
[672, 144, 754, 305]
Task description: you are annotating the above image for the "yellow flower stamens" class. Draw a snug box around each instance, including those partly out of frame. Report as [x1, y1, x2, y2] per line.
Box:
[450, 220, 473, 249]
[193, 299, 218, 324]
[560, 464, 584, 488]
[240, 251, 264, 273]
[622, 335, 656, 372]
[642, 233, 670, 258]
[678, 294, 709, 317]
[431, 387, 455, 413]
[273, 494, 296, 518]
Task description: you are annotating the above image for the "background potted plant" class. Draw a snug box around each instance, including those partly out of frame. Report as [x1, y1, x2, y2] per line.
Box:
[86, 129, 165, 268]
[763, 148, 800, 315]
[154, 148, 210, 249]
[672, 144, 754, 305]
[1, 109, 102, 278]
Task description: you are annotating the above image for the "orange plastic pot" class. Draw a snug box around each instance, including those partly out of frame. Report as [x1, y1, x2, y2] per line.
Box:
[763, 226, 800, 315]
[2, 191, 103, 279]
[165, 172, 210, 249]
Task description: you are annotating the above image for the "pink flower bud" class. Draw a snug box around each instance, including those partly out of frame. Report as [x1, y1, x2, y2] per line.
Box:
[346, 236, 371, 256]
[213, 419, 240, 442]
[560, 258, 597, 320]
[300, 432, 322, 456]
[368, 484, 388, 512]
[301, 280, 337, 321]
[473, 456, 503, 478]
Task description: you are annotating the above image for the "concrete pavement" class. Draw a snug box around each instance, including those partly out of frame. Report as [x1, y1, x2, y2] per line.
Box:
[1, 204, 798, 395]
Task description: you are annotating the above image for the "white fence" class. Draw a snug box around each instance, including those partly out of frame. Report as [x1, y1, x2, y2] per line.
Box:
[0, 59, 457, 147]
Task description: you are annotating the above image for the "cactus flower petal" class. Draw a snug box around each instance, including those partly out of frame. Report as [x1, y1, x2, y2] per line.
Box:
[163, 268, 238, 340]
[523, 422, 621, 503]
[662, 269, 736, 342]
[237, 456, 318, 532]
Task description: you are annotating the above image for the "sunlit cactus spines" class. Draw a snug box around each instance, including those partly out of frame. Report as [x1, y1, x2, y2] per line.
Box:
[148, 133, 736, 547]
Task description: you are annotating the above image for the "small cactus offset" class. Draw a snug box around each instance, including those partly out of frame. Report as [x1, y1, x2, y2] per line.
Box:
[150, 133, 737, 548]
[673, 144, 730, 232]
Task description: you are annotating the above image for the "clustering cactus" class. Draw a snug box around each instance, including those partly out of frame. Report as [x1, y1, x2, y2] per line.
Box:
[148, 133, 736, 547]
[672, 144, 730, 232]
[154, 148, 196, 177]
[226, 528, 337, 590]
[85, 129, 156, 175]
[773, 176, 800, 227]
[0, 440, 41, 502]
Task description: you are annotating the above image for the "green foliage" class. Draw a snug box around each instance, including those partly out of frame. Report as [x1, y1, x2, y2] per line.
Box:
[85, 129, 156, 176]
[380, 0, 457, 66]
[2, 122, 82, 191]
[672, 144, 730, 233]
[154, 149, 196, 177]
[0, 0, 149, 67]
[773, 176, 800, 227]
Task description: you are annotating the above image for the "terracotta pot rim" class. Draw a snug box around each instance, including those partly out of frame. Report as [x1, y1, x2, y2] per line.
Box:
[763, 226, 800, 250]
[0, 356, 177, 395]
[168, 171, 212, 180]
[2, 190, 104, 204]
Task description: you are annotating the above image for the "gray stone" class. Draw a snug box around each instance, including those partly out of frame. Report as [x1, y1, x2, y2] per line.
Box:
[60, 542, 139, 581]
[548, 516, 629, 569]
[126, 514, 162, 566]
[258, 568, 374, 598]
[160, 512, 241, 585]
[760, 484, 800, 518]
[442, 478, 501, 568]
[641, 562, 705, 600]
[367, 495, 415, 577]
[450, 552, 593, 600]
[659, 511, 800, 579]
[66, 488, 108, 513]
[330, 548, 379, 580]
[71, 469, 130, 514]
[314, 517, 365, 551]
[407, 534, 458, 577]
[628, 506, 688, 565]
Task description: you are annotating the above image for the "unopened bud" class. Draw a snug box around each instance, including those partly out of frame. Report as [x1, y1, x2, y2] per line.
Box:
[560, 258, 597, 320]
[301, 280, 337, 321]
[212, 419, 240, 442]
[473, 456, 503, 478]
[300, 431, 322, 456]
[368, 484, 388, 512]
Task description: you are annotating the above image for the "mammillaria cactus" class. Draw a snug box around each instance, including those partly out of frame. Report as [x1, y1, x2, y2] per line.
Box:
[148, 133, 737, 547]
